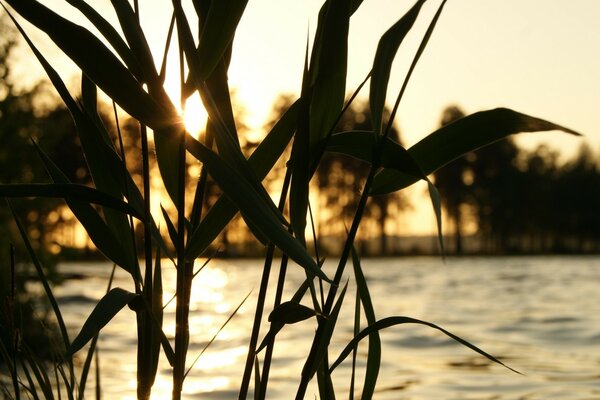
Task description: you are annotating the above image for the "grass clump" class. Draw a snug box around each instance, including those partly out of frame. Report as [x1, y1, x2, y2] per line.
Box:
[0, 1, 579, 399]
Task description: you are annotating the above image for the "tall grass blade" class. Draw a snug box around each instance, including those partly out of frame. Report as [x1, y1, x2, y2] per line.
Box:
[0, 184, 143, 220]
[185, 100, 300, 259]
[7, 202, 71, 357]
[350, 248, 380, 399]
[325, 130, 424, 179]
[194, 0, 248, 80]
[5, 0, 177, 131]
[110, 0, 158, 85]
[427, 180, 445, 257]
[289, 43, 311, 243]
[308, 0, 351, 147]
[184, 291, 251, 378]
[299, 282, 348, 397]
[77, 264, 116, 400]
[185, 136, 328, 281]
[369, 0, 425, 134]
[33, 138, 136, 275]
[67, 288, 137, 357]
[371, 108, 582, 195]
[64, 0, 143, 80]
[329, 316, 521, 374]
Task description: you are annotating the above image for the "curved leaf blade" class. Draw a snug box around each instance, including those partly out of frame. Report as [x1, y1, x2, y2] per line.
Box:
[370, 0, 425, 133]
[185, 136, 328, 282]
[67, 288, 136, 357]
[0, 183, 143, 220]
[326, 130, 424, 179]
[329, 316, 520, 374]
[196, 0, 248, 80]
[5, 0, 177, 130]
[351, 248, 380, 399]
[185, 100, 299, 260]
[371, 108, 581, 195]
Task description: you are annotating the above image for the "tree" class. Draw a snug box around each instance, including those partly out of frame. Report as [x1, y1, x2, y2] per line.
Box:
[316, 100, 407, 254]
[432, 106, 471, 254]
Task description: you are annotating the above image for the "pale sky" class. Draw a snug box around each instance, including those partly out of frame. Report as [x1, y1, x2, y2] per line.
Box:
[7, 0, 600, 234]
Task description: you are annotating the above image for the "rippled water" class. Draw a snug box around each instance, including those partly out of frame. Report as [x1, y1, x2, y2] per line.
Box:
[52, 256, 600, 399]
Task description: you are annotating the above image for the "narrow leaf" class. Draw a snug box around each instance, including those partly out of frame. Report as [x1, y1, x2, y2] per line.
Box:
[195, 0, 249, 80]
[304, 282, 349, 382]
[0, 183, 143, 220]
[427, 180, 445, 257]
[329, 316, 521, 374]
[185, 101, 300, 260]
[33, 141, 136, 274]
[5, 0, 177, 130]
[64, 0, 143, 80]
[326, 130, 424, 178]
[371, 108, 582, 195]
[351, 248, 380, 399]
[67, 288, 136, 357]
[370, 0, 425, 133]
[185, 136, 328, 282]
[268, 301, 316, 325]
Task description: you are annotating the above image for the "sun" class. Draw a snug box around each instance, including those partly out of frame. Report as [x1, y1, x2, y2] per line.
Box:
[181, 95, 209, 138]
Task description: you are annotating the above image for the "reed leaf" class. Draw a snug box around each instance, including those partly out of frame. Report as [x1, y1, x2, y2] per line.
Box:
[195, 0, 248, 80]
[64, 0, 143, 81]
[351, 248, 380, 399]
[269, 301, 317, 325]
[309, 0, 351, 147]
[427, 180, 445, 257]
[32, 141, 136, 274]
[256, 301, 318, 353]
[371, 108, 582, 195]
[0, 183, 142, 220]
[185, 136, 328, 282]
[185, 101, 300, 260]
[110, 0, 158, 85]
[370, 0, 425, 134]
[67, 288, 136, 357]
[8, 201, 70, 355]
[4, 0, 178, 131]
[329, 316, 521, 374]
[325, 130, 423, 178]
[301, 282, 348, 389]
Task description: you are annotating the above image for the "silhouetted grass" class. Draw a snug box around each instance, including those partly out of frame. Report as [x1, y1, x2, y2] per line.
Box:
[0, 1, 580, 399]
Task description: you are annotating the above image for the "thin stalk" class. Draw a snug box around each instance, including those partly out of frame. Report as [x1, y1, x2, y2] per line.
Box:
[238, 168, 292, 399]
[189, 126, 214, 229]
[9, 244, 19, 400]
[295, 168, 375, 399]
[257, 253, 289, 400]
[296, 5, 448, 394]
[173, 42, 190, 400]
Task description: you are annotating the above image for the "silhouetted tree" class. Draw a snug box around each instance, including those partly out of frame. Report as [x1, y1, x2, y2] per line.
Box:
[316, 100, 407, 254]
[432, 106, 471, 254]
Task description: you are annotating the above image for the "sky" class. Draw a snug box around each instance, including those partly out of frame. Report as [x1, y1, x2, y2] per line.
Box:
[6, 0, 600, 234]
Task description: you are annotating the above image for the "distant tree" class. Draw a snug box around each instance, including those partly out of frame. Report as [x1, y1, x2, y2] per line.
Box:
[316, 100, 407, 254]
[553, 144, 600, 252]
[432, 106, 471, 254]
[0, 17, 89, 258]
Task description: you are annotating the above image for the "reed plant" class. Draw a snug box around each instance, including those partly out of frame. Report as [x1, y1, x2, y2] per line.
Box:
[0, 0, 579, 399]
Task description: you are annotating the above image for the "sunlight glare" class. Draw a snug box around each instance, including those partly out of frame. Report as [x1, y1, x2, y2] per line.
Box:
[182, 95, 208, 139]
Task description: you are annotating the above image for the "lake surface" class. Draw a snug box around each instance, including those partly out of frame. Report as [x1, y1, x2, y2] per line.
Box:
[52, 256, 600, 399]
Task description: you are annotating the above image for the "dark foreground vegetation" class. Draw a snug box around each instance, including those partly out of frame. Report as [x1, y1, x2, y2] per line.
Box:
[0, 1, 588, 399]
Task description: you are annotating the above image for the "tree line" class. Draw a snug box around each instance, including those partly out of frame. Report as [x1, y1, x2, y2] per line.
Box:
[2, 16, 599, 259]
[434, 106, 600, 254]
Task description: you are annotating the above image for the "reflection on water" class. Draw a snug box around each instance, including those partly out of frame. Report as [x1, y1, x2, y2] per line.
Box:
[52, 256, 600, 399]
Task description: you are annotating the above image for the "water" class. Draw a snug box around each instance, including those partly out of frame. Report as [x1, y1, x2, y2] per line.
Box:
[50, 256, 600, 399]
